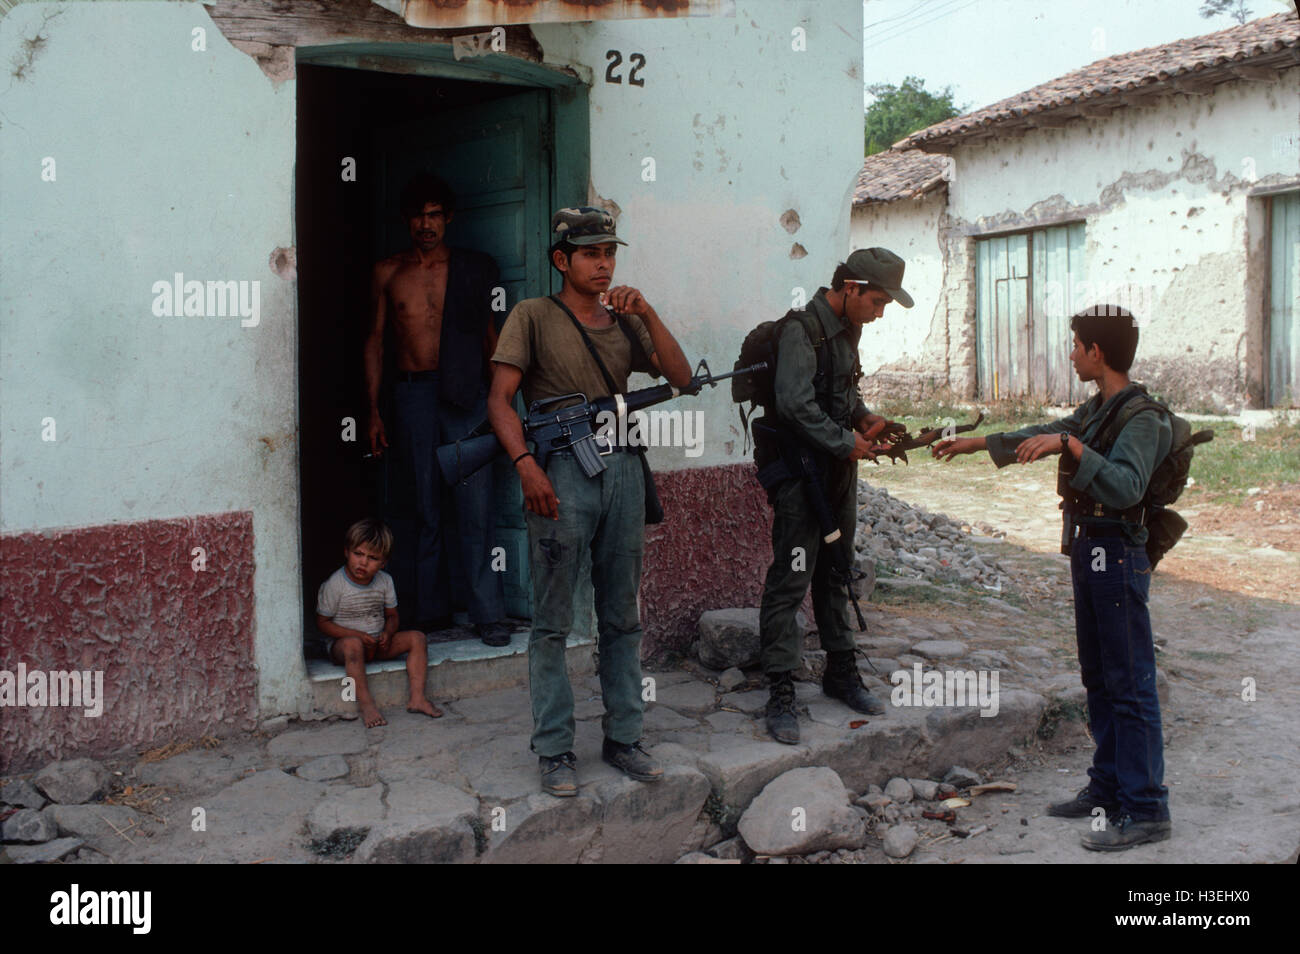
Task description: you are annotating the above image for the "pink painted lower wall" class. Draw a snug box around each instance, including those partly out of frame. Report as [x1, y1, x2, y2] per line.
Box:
[1, 512, 258, 773]
[641, 462, 772, 659]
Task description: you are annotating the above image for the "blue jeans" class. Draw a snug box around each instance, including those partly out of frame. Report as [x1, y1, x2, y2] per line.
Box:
[1069, 534, 1169, 821]
[386, 376, 504, 626]
[525, 452, 645, 757]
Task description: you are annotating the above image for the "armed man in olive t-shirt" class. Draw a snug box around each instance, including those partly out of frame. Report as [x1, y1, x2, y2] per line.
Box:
[487, 207, 693, 798]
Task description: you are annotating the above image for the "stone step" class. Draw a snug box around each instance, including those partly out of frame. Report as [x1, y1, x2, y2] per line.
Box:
[306, 631, 595, 714]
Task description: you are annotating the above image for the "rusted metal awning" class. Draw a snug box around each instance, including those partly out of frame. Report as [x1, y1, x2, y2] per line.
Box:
[371, 0, 733, 29]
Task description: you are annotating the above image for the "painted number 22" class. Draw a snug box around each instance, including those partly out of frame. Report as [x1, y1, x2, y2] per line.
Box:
[605, 50, 646, 87]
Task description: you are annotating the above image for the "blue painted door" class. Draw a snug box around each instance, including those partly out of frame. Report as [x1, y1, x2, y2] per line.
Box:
[375, 88, 552, 618]
[1269, 191, 1300, 407]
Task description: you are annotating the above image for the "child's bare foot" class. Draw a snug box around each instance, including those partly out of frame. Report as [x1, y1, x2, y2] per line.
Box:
[407, 698, 443, 718]
[360, 701, 387, 727]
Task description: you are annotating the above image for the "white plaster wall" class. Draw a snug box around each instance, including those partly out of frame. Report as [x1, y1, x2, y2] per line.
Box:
[0, 2, 308, 713]
[946, 73, 1300, 407]
[851, 194, 947, 377]
[536, 0, 863, 467]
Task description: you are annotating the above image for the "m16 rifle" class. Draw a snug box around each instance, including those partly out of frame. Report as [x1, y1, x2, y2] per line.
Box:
[438, 359, 767, 486]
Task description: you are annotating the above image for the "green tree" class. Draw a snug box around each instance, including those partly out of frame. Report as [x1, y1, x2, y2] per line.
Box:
[864, 76, 963, 156]
[1198, 0, 1253, 24]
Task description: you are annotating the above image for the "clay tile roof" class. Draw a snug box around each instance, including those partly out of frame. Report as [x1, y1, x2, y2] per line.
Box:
[853, 148, 953, 207]
[899, 12, 1300, 153]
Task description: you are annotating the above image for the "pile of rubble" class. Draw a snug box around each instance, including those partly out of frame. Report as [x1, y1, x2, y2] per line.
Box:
[854, 479, 1014, 592]
[677, 763, 1005, 864]
[0, 758, 141, 864]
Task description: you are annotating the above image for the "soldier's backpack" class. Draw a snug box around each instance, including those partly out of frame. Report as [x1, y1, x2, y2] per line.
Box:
[732, 309, 830, 453]
[1061, 384, 1214, 568]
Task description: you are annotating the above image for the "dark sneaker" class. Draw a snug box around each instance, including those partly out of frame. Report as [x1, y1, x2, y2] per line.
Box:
[602, 739, 663, 782]
[539, 752, 578, 797]
[476, 621, 513, 648]
[822, 652, 885, 715]
[1080, 814, 1171, 852]
[765, 673, 800, 745]
[1047, 785, 1119, 819]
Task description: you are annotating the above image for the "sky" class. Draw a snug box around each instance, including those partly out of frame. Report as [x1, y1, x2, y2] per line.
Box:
[862, 0, 1296, 112]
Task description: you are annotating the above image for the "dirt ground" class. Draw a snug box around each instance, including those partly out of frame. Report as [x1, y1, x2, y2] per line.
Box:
[856, 460, 1300, 864]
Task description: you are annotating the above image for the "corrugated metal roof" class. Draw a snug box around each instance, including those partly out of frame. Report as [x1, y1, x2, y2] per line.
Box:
[899, 12, 1300, 153]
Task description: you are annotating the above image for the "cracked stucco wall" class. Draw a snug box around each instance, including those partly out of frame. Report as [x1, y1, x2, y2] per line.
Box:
[0, 2, 307, 721]
[859, 71, 1300, 411]
[535, 0, 863, 464]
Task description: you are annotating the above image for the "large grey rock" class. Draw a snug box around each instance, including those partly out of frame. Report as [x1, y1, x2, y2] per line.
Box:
[698, 608, 762, 670]
[356, 780, 477, 864]
[924, 690, 1047, 777]
[483, 793, 602, 864]
[883, 777, 914, 803]
[46, 804, 143, 855]
[2, 808, 58, 843]
[910, 640, 969, 660]
[2, 836, 83, 864]
[1, 779, 47, 810]
[587, 766, 712, 864]
[33, 758, 111, 805]
[857, 636, 911, 657]
[297, 756, 351, 782]
[268, 723, 369, 763]
[737, 767, 866, 856]
[306, 785, 384, 841]
[882, 824, 918, 858]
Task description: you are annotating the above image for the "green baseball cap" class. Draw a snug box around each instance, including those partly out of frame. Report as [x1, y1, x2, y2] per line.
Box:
[550, 207, 627, 248]
[844, 247, 913, 308]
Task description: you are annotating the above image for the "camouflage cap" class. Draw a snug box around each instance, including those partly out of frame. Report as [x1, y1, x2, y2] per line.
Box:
[550, 207, 627, 248]
[844, 247, 913, 309]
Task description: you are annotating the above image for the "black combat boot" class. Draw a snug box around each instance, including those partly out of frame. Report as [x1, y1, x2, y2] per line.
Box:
[764, 672, 800, 745]
[822, 650, 886, 715]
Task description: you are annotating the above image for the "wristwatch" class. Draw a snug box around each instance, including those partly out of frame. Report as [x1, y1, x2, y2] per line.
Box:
[1060, 433, 1070, 450]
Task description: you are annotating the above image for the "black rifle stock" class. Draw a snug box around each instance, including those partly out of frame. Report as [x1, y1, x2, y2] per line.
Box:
[438, 359, 766, 486]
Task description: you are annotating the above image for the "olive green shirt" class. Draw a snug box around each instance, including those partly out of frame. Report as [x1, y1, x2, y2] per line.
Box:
[492, 297, 658, 407]
[773, 288, 869, 459]
[985, 384, 1173, 545]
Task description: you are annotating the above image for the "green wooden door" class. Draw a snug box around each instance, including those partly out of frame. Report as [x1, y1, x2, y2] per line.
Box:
[1269, 191, 1300, 407]
[374, 88, 552, 618]
[976, 223, 1086, 403]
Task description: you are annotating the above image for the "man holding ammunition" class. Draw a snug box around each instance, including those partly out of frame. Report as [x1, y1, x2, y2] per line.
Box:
[759, 248, 911, 744]
[487, 208, 693, 796]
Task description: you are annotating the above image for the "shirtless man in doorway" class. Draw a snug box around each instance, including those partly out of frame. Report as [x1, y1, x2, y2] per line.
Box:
[364, 173, 511, 647]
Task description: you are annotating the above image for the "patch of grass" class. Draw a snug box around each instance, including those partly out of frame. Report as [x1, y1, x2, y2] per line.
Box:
[1182, 650, 1233, 662]
[704, 791, 739, 837]
[1181, 420, 1300, 505]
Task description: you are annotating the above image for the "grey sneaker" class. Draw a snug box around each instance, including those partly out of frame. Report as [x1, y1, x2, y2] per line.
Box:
[539, 752, 578, 797]
[601, 739, 663, 782]
[1080, 813, 1171, 851]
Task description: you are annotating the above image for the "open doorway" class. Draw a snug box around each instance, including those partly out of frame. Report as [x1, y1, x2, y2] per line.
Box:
[295, 63, 554, 659]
